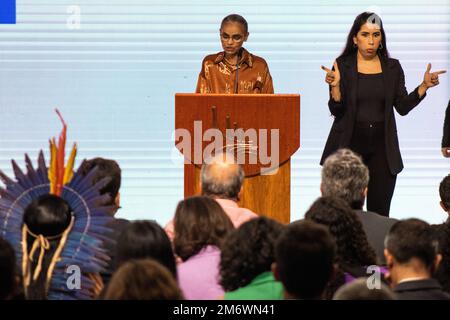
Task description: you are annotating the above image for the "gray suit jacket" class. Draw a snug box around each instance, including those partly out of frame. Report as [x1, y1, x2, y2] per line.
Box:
[355, 209, 398, 265]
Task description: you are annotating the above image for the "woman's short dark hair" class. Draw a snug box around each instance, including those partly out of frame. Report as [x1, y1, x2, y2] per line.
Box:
[339, 12, 389, 59]
[173, 196, 233, 261]
[104, 259, 183, 300]
[116, 220, 177, 278]
[22, 194, 72, 300]
[220, 217, 284, 291]
[221, 14, 248, 33]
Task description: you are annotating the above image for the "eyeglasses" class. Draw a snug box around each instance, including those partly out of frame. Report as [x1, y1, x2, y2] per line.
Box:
[220, 33, 244, 42]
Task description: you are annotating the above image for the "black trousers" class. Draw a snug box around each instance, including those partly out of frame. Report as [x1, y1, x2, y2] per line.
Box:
[350, 122, 397, 217]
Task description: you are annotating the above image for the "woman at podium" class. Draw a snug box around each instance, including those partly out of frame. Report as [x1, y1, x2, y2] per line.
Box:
[196, 14, 273, 94]
[320, 12, 446, 217]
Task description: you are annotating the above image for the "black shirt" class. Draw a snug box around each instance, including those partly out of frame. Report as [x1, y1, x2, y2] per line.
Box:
[356, 72, 385, 123]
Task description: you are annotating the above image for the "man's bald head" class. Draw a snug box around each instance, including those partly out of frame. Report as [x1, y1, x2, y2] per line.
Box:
[201, 152, 245, 201]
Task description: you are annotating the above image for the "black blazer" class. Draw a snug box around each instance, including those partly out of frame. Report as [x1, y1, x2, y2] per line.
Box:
[320, 53, 426, 175]
[394, 279, 450, 300]
[355, 210, 397, 265]
[442, 99, 450, 148]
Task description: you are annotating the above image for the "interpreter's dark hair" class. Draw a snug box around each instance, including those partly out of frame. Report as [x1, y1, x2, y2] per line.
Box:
[0, 237, 17, 300]
[339, 12, 389, 59]
[275, 220, 336, 300]
[221, 14, 248, 33]
[104, 259, 183, 300]
[116, 220, 177, 278]
[385, 219, 438, 269]
[173, 196, 233, 261]
[220, 217, 284, 291]
[439, 174, 450, 211]
[22, 194, 72, 300]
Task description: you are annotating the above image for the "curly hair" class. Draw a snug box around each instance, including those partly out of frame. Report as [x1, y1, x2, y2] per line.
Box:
[305, 196, 376, 267]
[174, 196, 234, 261]
[305, 196, 377, 299]
[439, 174, 450, 211]
[219, 217, 284, 291]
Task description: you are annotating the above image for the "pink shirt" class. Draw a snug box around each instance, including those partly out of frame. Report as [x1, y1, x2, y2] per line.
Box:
[164, 198, 258, 240]
[177, 245, 223, 300]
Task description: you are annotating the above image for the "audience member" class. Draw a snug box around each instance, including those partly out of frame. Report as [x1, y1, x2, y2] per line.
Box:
[116, 220, 177, 278]
[305, 196, 378, 299]
[78, 157, 130, 284]
[174, 196, 233, 299]
[220, 217, 284, 300]
[321, 148, 397, 263]
[333, 277, 395, 300]
[0, 237, 17, 300]
[104, 259, 183, 300]
[165, 152, 257, 239]
[273, 220, 336, 300]
[385, 218, 450, 300]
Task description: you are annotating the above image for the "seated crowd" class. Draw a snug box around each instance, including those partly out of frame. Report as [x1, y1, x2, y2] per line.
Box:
[0, 150, 449, 300]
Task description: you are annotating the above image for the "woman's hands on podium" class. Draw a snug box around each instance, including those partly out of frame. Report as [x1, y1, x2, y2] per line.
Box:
[321, 62, 341, 102]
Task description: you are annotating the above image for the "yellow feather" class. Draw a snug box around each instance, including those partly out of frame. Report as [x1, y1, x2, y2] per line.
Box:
[63, 143, 77, 184]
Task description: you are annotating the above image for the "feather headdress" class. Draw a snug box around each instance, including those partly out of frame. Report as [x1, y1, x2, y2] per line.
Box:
[0, 110, 113, 299]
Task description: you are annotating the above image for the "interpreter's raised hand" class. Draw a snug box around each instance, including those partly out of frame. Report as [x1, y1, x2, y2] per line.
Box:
[422, 63, 446, 88]
[321, 61, 340, 87]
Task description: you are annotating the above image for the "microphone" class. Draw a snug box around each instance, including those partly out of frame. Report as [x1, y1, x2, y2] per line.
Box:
[234, 48, 243, 94]
[253, 75, 263, 93]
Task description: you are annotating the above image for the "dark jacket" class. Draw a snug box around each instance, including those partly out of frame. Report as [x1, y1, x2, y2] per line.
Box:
[320, 53, 426, 175]
[442, 99, 450, 147]
[394, 278, 450, 300]
[355, 210, 397, 265]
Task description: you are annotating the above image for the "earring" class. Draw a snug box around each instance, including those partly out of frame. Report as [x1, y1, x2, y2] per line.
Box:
[353, 43, 357, 48]
[378, 43, 383, 50]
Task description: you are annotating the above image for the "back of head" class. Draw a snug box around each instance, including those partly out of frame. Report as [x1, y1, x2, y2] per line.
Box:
[321, 149, 369, 209]
[0, 237, 16, 300]
[116, 220, 176, 278]
[104, 259, 183, 300]
[220, 217, 284, 291]
[22, 194, 72, 299]
[333, 277, 395, 300]
[275, 220, 336, 299]
[78, 157, 121, 208]
[201, 152, 244, 201]
[221, 14, 248, 33]
[305, 196, 376, 267]
[174, 195, 234, 261]
[385, 219, 438, 269]
[439, 174, 450, 212]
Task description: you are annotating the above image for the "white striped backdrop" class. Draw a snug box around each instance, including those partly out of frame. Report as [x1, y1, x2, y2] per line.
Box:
[0, 0, 449, 224]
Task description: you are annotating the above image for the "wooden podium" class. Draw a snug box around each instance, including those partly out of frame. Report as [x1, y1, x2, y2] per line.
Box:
[175, 94, 300, 223]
